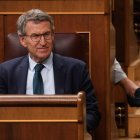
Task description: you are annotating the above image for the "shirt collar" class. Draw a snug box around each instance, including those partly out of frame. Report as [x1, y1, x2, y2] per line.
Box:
[28, 52, 53, 71]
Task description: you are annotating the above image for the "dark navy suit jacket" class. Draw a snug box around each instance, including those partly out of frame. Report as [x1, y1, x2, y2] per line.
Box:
[0, 53, 100, 132]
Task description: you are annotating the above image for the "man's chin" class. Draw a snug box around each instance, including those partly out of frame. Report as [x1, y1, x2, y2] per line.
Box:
[37, 55, 50, 62]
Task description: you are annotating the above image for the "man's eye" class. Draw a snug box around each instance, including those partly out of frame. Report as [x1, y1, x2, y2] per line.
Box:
[32, 34, 39, 37]
[44, 33, 50, 36]
[44, 34, 50, 36]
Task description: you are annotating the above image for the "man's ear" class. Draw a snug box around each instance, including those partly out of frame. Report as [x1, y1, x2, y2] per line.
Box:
[19, 36, 27, 48]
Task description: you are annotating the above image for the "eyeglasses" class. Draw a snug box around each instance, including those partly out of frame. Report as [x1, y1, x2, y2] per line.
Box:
[25, 32, 53, 42]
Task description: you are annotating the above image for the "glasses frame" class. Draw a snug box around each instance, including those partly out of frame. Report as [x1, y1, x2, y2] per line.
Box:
[24, 31, 53, 42]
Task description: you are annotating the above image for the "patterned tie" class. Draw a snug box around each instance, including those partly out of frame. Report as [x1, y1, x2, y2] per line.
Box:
[33, 63, 44, 94]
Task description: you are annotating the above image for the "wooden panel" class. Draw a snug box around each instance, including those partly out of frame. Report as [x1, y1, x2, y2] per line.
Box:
[124, 0, 139, 65]
[0, 106, 78, 121]
[128, 115, 140, 138]
[127, 59, 140, 81]
[0, 0, 110, 13]
[0, 93, 85, 140]
[0, 122, 78, 140]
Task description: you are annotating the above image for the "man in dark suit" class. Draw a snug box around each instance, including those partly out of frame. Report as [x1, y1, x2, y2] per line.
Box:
[0, 9, 100, 133]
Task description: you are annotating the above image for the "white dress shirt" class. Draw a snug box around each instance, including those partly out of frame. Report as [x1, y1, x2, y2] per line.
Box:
[112, 59, 127, 84]
[26, 53, 55, 95]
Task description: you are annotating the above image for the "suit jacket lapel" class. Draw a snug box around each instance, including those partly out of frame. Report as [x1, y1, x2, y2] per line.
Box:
[14, 54, 65, 94]
[15, 56, 29, 94]
[53, 54, 66, 94]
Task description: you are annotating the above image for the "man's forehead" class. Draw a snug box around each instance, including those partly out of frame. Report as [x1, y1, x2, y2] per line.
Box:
[25, 21, 51, 34]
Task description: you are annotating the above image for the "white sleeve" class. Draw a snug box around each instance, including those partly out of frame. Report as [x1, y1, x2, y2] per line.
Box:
[112, 59, 127, 83]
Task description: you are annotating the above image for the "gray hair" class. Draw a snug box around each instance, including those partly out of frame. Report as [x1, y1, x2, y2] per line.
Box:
[17, 9, 55, 36]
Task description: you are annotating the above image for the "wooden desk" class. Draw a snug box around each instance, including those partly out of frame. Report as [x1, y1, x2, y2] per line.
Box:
[0, 92, 86, 140]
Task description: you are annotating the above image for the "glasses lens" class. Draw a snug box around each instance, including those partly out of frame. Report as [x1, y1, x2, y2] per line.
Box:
[44, 32, 52, 40]
[31, 35, 40, 42]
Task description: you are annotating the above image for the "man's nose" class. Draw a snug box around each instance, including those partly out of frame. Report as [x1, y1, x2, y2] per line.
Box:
[39, 35, 46, 45]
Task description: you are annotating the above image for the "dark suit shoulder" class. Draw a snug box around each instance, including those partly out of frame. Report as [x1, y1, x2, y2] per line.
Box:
[0, 56, 28, 70]
[53, 53, 86, 67]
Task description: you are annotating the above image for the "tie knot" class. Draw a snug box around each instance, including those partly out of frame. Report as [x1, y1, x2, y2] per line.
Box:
[34, 64, 44, 72]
